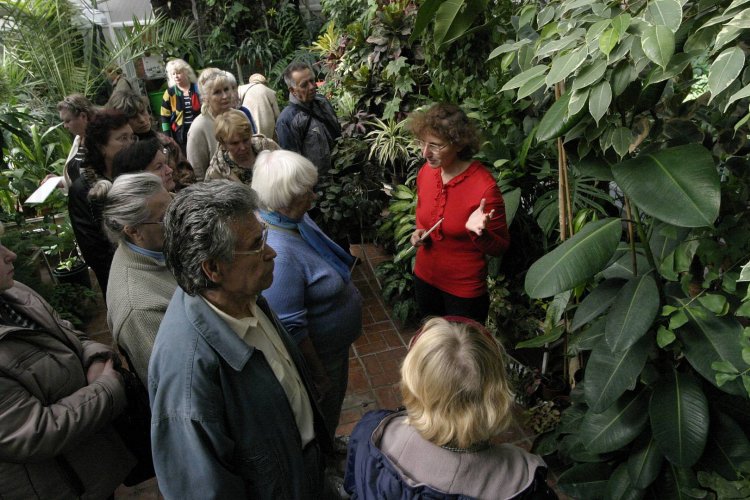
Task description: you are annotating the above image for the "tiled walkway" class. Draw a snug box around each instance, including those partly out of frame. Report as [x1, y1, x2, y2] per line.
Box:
[80, 243, 556, 498]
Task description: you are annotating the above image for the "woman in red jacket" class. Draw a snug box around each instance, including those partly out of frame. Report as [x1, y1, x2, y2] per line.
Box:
[408, 103, 510, 323]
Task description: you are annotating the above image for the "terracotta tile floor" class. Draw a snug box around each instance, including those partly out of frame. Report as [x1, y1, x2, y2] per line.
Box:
[79, 243, 560, 498]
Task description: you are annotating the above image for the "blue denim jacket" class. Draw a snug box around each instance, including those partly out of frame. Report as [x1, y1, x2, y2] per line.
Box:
[148, 288, 330, 499]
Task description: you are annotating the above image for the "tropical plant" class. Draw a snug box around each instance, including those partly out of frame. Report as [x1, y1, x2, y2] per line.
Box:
[0, 0, 197, 106]
[429, 0, 750, 495]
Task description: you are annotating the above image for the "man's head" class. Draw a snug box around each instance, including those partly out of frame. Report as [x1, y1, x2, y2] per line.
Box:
[163, 181, 275, 300]
[57, 94, 95, 138]
[107, 90, 152, 134]
[283, 61, 317, 105]
[0, 224, 17, 293]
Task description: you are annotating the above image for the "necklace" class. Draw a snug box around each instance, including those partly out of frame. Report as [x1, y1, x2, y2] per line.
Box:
[439, 440, 491, 453]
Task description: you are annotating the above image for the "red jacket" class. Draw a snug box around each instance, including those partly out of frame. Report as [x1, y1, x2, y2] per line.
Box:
[414, 161, 510, 298]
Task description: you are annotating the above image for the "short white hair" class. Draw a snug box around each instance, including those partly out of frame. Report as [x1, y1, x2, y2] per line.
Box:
[165, 59, 197, 86]
[251, 150, 318, 211]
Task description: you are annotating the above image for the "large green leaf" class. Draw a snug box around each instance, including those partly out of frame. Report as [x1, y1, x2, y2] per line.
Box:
[525, 218, 622, 298]
[649, 222, 691, 266]
[645, 0, 683, 32]
[500, 64, 548, 92]
[433, 0, 487, 47]
[570, 317, 607, 354]
[649, 371, 709, 467]
[607, 463, 646, 500]
[589, 80, 612, 124]
[572, 58, 607, 91]
[411, 0, 443, 40]
[546, 46, 588, 86]
[606, 274, 660, 352]
[628, 431, 664, 489]
[572, 279, 625, 330]
[699, 412, 750, 481]
[536, 90, 587, 142]
[585, 335, 650, 413]
[642, 24, 675, 68]
[708, 46, 745, 103]
[557, 463, 612, 498]
[611, 145, 719, 228]
[675, 299, 749, 396]
[581, 390, 650, 453]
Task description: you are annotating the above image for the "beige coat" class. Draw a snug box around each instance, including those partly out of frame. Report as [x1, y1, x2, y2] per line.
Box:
[0, 282, 135, 499]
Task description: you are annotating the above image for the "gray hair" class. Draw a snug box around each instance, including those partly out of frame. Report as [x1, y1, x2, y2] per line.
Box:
[283, 60, 314, 89]
[164, 180, 259, 295]
[90, 173, 166, 244]
[165, 58, 197, 87]
[251, 150, 318, 211]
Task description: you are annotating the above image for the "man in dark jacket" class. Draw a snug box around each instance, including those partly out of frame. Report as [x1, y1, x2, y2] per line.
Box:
[275, 61, 341, 176]
[149, 180, 332, 499]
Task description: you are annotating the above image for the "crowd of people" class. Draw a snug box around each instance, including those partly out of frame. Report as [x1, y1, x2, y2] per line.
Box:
[0, 57, 556, 499]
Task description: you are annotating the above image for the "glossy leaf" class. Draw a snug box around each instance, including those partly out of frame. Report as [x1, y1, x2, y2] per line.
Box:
[411, 0, 443, 40]
[708, 46, 745, 102]
[585, 335, 650, 413]
[725, 82, 750, 112]
[698, 412, 750, 481]
[572, 58, 607, 91]
[569, 317, 607, 354]
[546, 46, 588, 86]
[557, 463, 611, 498]
[607, 463, 646, 500]
[675, 299, 749, 396]
[500, 64, 548, 92]
[612, 127, 632, 158]
[647, 53, 693, 85]
[649, 371, 709, 467]
[606, 274, 660, 352]
[599, 27, 619, 56]
[611, 144, 719, 228]
[525, 218, 622, 298]
[572, 279, 625, 330]
[641, 24, 675, 68]
[588, 80, 612, 124]
[516, 74, 547, 99]
[645, 0, 683, 32]
[433, 0, 487, 47]
[581, 390, 650, 453]
[568, 88, 589, 116]
[536, 91, 583, 142]
[628, 431, 664, 489]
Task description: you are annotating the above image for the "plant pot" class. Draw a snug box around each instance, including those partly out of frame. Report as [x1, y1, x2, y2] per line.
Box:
[51, 261, 92, 289]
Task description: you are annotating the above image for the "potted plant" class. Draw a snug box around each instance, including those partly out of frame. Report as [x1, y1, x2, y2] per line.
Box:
[40, 218, 91, 289]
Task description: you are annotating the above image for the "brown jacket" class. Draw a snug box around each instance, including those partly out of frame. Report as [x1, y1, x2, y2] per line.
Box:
[0, 281, 135, 499]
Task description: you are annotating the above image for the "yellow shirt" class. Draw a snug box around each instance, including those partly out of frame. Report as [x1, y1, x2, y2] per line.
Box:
[201, 297, 315, 447]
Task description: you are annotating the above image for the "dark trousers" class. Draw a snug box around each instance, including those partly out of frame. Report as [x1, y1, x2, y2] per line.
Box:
[414, 275, 489, 324]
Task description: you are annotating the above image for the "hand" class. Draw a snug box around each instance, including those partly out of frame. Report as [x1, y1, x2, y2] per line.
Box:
[410, 229, 427, 247]
[87, 358, 118, 384]
[465, 198, 495, 236]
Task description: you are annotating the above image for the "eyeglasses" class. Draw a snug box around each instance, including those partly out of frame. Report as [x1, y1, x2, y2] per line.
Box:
[140, 220, 164, 226]
[233, 222, 269, 256]
[415, 139, 449, 155]
[114, 133, 139, 144]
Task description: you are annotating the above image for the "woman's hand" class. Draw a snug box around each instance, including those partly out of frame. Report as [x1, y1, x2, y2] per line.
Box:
[465, 198, 495, 236]
[87, 358, 120, 384]
[410, 229, 427, 247]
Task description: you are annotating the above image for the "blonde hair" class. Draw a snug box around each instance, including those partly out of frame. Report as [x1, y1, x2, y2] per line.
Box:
[400, 317, 514, 448]
[165, 59, 197, 87]
[197, 68, 237, 116]
[251, 150, 318, 211]
[215, 109, 252, 145]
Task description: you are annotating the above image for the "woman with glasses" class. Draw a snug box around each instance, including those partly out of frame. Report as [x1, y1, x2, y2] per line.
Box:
[68, 110, 136, 296]
[89, 173, 176, 383]
[408, 103, 510, 323]
[205, 109, 278, 183]
[252, 150, 362, 438]
[112, 138, 176, 192]
[345, 316, 556, 499]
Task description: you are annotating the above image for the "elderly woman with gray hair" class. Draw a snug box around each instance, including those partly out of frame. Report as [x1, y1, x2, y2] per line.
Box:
[89, 173, 176, 383]
[252, 149, 362, 438]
